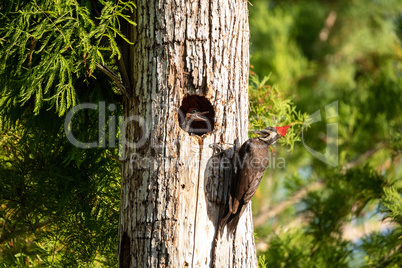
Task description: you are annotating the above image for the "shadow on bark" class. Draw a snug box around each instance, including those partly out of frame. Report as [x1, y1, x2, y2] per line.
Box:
[204, 144, 236, 223]
[204, 140, 240, 267]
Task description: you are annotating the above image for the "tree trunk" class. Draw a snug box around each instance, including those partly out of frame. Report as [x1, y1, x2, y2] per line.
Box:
[118, 1, 256, 267]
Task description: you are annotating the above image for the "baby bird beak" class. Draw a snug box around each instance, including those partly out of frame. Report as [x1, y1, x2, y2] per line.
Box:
[189, 111, 209, 121]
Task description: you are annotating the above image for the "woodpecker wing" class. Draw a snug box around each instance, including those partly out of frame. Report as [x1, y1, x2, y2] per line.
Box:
[223, 138, 268, 231]
[232, 138, 268, 207]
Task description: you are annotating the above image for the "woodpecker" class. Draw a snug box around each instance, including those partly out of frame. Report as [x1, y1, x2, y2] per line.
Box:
[180, 108, 209, 134]
[220, 125, 289, 232]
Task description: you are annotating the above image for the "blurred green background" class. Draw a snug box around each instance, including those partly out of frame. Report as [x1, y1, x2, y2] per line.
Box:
[249, 0, 401, 267]
[1, 0, 401, 267]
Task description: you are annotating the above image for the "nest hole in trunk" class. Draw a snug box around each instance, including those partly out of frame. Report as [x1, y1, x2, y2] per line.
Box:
[178, 95, 215, 136]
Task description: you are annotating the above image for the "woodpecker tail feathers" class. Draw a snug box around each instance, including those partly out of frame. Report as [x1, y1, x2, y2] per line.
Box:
[218, 196, 247, 234]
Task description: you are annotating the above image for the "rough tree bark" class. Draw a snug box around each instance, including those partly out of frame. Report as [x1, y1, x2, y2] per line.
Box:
[118, 1, 256, 267]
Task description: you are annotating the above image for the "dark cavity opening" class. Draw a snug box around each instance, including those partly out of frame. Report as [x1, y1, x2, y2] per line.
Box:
[178, 95, 215, 136]
[119, 232, 130, 268]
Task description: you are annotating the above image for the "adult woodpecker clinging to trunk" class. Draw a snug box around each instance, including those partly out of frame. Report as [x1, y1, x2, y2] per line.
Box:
[220, 125, 290, 233]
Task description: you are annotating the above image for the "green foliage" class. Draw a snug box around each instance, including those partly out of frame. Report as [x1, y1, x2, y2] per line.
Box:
[0, 1, 133, 266]
[257, 254, 268, 268]
[249, 74, 310, 151]
[357, 186, 402, 267]
[0, 102, 122, 266]
[264, 228, 352, 268]
[382, 187, 402, 225]
[249, 3, 309, 92]
[0, 0, 135, 117]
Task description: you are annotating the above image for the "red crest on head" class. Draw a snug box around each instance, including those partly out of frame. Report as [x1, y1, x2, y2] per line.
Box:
[274, 125, 290, 137]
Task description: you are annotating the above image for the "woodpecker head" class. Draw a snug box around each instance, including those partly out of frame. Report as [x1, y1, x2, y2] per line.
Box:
[251, 125, 290, 145]
[251, 127, 280, 145]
